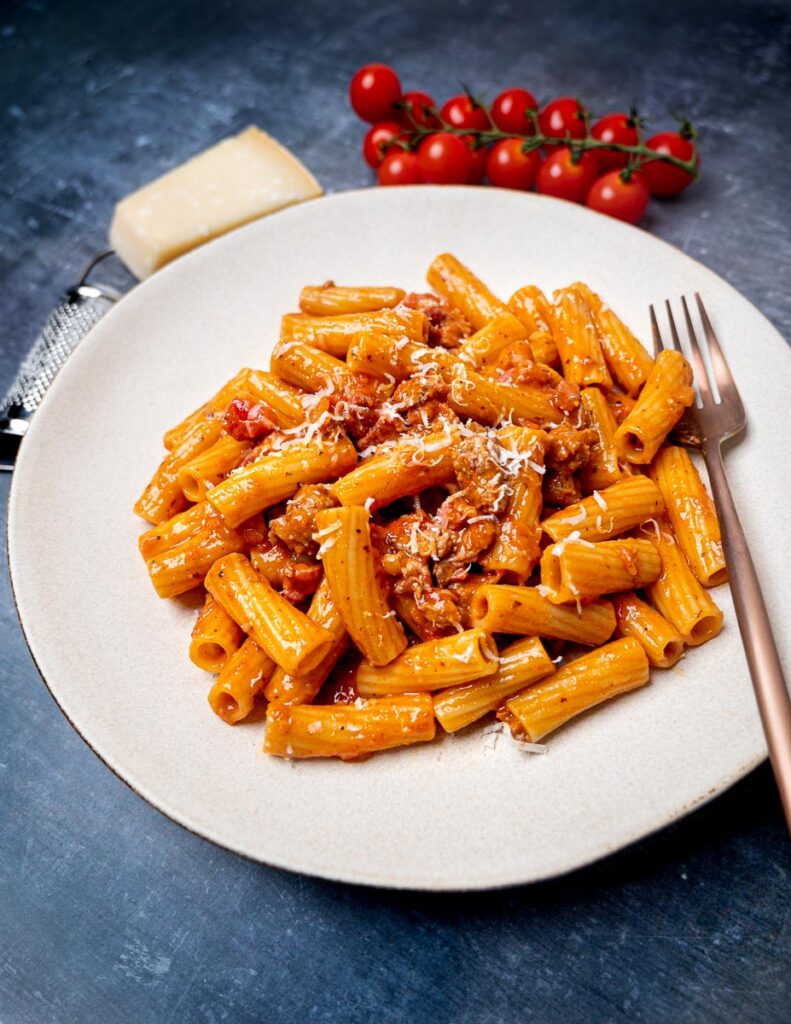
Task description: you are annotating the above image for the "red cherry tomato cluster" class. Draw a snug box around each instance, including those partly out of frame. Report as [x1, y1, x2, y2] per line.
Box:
[349, 64, 699, 225]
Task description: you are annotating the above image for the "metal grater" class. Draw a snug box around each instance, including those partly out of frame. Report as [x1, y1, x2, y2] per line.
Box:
[0, 251, 123, 470]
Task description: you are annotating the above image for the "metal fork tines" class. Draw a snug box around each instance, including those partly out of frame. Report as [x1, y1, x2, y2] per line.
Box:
[650, 295, 791, 834]
[649, 295, 745, 450]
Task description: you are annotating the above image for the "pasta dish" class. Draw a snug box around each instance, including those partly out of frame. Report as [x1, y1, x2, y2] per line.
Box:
[135, 254, 726, 759]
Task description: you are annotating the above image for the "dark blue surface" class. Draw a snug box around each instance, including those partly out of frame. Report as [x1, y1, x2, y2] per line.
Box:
[1, 1, 790, 1021]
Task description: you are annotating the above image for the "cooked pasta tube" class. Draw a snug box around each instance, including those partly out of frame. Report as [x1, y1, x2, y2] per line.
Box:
[507, 285, 560, 367]
[138, 500, 207, 561]
[281, 306, 426, 358]
[135, 412, 225, 524]
[484, 426, 546, 580]
[189, 592, 245, 672]
[540, 537, 661, 604]
[207, 433, 358, 527]
[645, 519, 723, 645]
[144, 508, 249, 599]
[299, 284, 406, 316]
[161, 367, 304, 452]
[459, 314, 528, 367]
[612, 593, 685, 668]
[264, 694, 436, 760]
[263, 579, 349, 705]
[498, 637, 650, 742]
[434, 637, 555, 733]
[447, 369, 563, 427]
[579, 386, 628, 491]
[649, 446, 727, 586]
[470, 585, 616, 646]
[551, 286, 612, 388]
[541, 476, 663, 543]
[177, 435, 252, 502]
[356, 629, 498, 697]
[205, 554, 334, 675]
[526, 332, 560, 369]
[243, 369, 305, 427]
[270, 341, 350, 391]
[316, 506, 407, 665]
[208, 637, 276, 724]
[346, 335, 457, 381]
[163, 368, 251, 450]
[332, 429, 455, 508]
[427, 252, 523, 332]
[571, 283, 654, 396]
[140, 502, 263, 568]
[615, 350, 695, 464]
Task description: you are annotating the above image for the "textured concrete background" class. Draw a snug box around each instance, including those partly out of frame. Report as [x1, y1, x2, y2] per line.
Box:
[1, 1, 789, 1021]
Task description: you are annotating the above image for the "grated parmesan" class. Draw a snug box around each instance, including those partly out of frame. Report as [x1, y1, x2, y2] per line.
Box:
[592, 489, 608, 511]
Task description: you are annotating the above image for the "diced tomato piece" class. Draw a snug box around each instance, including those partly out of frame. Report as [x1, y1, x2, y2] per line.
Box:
[224, 398, 276, 441]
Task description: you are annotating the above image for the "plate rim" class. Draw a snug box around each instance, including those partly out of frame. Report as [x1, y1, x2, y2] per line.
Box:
[8, 185, 786, 891]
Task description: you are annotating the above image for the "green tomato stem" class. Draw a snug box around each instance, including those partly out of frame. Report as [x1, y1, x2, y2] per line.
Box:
[404, 120, 698, 178]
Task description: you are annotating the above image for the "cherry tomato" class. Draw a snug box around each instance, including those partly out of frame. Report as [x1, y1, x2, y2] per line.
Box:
[486, 139, 542, 190]
[491, 87, 538, 135]
[440, 94, 491, 132]
[536, 147, 599, 203]
[363, 121, 404, 169]
[464, 135, 488, 183]
[590, 112, 639, 170]
[399, 90, 440, 129]
[586, 170, 650, 223]
[538, 97, 587, 149]
[378, 149, 423, 185]
[349, 63, 402, 123]
[639, 131, 698, 196]
[417, 132, 473, 184]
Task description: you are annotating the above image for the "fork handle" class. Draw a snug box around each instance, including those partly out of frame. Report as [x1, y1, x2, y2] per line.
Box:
[704, 443, 791, 832]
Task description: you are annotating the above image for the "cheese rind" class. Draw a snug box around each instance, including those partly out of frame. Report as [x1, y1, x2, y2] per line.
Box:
[110, 127, 322, 279]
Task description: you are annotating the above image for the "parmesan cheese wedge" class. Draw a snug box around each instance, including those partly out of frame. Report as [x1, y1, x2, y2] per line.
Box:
[109, 126, 322, 279]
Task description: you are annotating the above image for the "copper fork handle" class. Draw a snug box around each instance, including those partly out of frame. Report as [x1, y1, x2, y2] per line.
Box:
[704, 443, 791, 831]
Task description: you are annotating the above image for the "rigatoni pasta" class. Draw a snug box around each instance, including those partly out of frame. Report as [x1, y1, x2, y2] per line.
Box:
[615, 349, 695, 464]
[612, 593, 685, 668]
[205, 553, 334, 675]
[136, 255, 728, 761]
[540, 536, 661, 603]
[470, 585, 616, 646]
[281, 306, 426, 358]
[316, 506, 407, 666]
[434, 637, 555, 733]
[541, 476, 663, 543]
[579, 386, 627, 491]
[356, 628, 498, 697]
[648, 445, 727, 586]
[298, 283, 406, 316]
[190, 593, 244, 672]
[208, 637, 275, 724]
[207, 433, 358, 527]
[645, 518, 724, 645]
[551, 286, 612, 388]
[572, 282, 654, 396]
[264, 695, 436, 759]
[263, 579, 349, 706]
[507, 285, 560, 367]
[498, 638, 650, 742]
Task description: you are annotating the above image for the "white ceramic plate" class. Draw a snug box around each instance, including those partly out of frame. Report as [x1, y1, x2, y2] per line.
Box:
[9, 187, 791, 890]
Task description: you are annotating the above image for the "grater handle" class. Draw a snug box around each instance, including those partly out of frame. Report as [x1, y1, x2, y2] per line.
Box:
[0, 252, 121, 471]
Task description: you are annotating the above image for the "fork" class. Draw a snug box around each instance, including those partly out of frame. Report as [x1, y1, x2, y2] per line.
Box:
[650, 295, 791, 832]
